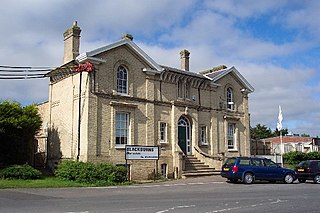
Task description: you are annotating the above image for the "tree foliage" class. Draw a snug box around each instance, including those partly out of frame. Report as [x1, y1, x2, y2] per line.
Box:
[0, 101, 42, 166]
[251, 123, 290, 139]
[250, 124, 274, 139]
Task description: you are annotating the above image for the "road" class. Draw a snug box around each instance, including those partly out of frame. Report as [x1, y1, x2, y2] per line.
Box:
[0, 176, 319, 213]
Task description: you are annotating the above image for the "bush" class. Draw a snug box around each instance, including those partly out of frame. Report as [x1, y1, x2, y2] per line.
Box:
[0, 164, 42, 180]
[55, 160, 127, 184]
[284, 151, 320, 165]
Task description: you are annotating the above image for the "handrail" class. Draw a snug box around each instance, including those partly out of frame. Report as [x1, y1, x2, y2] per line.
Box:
[194, 145, 224, 161]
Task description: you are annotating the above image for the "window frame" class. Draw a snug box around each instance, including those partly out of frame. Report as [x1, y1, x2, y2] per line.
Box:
[115, 112, 130, 148]
[200, 126, 207, 146]
[116, 65, 128, 95]
[159, 122, 168, 144]
[227, 123, 236, 150]
[226, 87, 234, 111]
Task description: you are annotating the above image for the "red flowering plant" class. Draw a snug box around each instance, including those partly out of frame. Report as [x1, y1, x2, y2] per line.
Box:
[75, 61, 94, 72]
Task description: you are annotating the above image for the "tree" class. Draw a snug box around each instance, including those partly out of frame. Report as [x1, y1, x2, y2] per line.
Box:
[273, 128, 289, 137]
[0, 101, 42, 166]
[250, 124, 274, 139]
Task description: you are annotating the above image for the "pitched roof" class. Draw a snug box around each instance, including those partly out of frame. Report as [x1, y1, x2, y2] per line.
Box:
[76, 38, 163, 72]
[204, 66, 254, 93]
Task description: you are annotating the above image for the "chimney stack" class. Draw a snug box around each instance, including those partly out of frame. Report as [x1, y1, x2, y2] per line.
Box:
[63, 21, 81, 64]
[180, 49, 190, 71]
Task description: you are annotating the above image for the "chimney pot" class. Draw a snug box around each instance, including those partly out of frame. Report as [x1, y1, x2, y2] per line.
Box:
[180, 49, 190, 71]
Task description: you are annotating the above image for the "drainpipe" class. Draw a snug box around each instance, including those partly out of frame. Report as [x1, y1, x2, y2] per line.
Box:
[76, 71, 82, 161]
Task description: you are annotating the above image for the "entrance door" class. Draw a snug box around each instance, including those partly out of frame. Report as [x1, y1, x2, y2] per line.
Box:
[178, 116, 191, 155]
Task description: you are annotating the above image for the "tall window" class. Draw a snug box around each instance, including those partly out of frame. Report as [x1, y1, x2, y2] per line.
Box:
[115, 112, 129, 146]
[200, 126, 207, 145]
[178, 80, 183, 98]
[117, 66, 128, 94]
[160, 122, 167, 143]
[227, 123, 236, 150]
[185, 81, 191, 99]
[226, 87, 234, 111]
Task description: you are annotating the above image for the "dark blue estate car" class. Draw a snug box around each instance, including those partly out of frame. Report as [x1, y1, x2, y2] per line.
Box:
[221, 157, 297, 184]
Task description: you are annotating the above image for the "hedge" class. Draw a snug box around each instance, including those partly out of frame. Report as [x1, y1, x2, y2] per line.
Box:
[55, 160, 127, 184]
[0, 164, 42, 180]
[283, 151, 320, 165]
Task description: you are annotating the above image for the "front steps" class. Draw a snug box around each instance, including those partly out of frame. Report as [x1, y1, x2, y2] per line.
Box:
[182, 155, 220, 178]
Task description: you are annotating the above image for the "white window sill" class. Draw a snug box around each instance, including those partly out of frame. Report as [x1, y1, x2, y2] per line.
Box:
[228, 149, 238, 152]
[115, 144, 126, 149]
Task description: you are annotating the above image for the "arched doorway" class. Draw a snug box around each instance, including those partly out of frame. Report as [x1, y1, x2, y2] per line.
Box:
[178, 116, 191, 155]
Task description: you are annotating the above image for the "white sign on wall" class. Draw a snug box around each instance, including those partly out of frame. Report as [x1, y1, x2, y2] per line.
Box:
[125, 145, 159, 160]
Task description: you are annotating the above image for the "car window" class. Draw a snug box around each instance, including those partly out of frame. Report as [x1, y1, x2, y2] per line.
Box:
[318, 161, 320, 168]
[224, 158, 236, 166]
[251, 159, 263, 167]
[297, 161, 309, 168]
[264, 159, 278, 167]
[238, 159, 250, 166]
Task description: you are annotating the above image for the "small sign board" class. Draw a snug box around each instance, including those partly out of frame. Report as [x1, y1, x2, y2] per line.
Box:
[125, 145, 159, 160]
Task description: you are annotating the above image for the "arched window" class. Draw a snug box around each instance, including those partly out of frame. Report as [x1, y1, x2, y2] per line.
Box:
[117, 66, 128, 94]
[226, 87, 234, 111]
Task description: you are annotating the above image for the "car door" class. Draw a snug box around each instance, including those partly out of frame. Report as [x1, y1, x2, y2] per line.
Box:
[251, 158, 266, 180]
[264, 159, 283, 180]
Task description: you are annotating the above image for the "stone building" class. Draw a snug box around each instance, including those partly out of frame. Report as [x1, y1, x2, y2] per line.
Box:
[37, 22, 254, 180]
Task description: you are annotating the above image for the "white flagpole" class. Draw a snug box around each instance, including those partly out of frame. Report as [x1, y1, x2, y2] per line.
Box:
[277, 105, 283, 167]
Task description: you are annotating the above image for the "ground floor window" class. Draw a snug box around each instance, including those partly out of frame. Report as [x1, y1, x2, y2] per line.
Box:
[227, 123, 236, 150]
[159, 122, 167, 144]
[200, 126, 207, 145]
[115, 112, 129, 146]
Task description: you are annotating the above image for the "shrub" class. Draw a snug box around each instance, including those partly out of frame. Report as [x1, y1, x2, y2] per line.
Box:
[0, 164, 42, 180]
[284, 151, 320, 166]
[55, 160, 127, 184]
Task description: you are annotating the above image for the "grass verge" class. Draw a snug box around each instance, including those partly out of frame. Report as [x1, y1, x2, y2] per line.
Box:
[0, 177, 129, 189]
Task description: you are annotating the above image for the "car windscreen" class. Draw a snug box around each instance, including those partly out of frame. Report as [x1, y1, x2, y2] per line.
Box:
[297, 161, 309, 168]
[224, 158, 236, 166]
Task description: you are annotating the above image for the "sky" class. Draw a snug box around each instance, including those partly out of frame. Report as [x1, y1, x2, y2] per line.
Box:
[0, 0, 319, 136]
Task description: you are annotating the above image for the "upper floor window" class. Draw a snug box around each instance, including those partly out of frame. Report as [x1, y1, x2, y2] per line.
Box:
[226, 87, 234, 111]
[115, 112, 129, 146]
[159, 122, 167, 143]
[117, 66, 128, 94]
[227, 123, 236, 150]
[178, 80, 183, 98]
[185, 81, 191, 99]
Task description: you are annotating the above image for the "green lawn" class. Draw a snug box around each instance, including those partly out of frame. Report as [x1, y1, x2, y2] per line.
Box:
[0, 177, 122, 189]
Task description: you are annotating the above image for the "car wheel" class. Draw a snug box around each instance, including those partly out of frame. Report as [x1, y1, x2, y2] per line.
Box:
[243, 173, 254, 184]
[284, 173, 294, 184]
[313, 175, 320, 184]
[298, 178, 306, 183]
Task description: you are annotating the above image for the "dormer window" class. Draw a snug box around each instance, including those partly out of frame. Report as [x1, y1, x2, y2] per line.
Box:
[117, 66, 128, 94]
[226, 87, 234, 111]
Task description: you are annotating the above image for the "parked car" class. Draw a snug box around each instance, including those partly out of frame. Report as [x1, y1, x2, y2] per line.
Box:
[295, 160, 320, 184]
[221, 156, 297, 184]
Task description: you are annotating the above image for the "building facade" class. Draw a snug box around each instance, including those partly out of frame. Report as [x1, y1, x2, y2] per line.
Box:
[37, 22, 254, 180]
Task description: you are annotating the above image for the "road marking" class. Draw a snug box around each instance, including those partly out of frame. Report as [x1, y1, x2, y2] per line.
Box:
[205, 199, 288, 213]
[156, 204, 196, 213]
